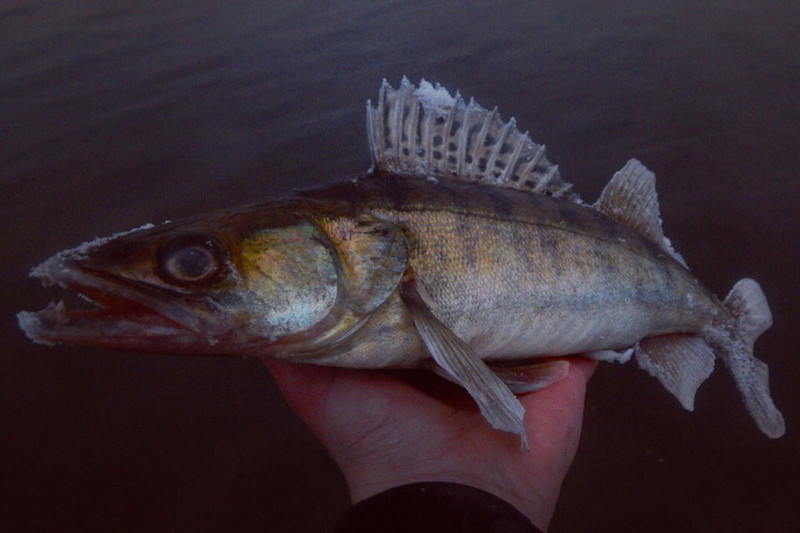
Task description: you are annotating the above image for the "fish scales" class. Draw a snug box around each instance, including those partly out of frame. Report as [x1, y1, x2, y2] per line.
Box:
[17, 78, 785, 443]
[296, 174, 720, 368]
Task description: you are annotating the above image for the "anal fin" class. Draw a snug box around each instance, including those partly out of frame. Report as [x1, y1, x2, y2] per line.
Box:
[399, 278, 529, 448]
[635, 334, 715, 411]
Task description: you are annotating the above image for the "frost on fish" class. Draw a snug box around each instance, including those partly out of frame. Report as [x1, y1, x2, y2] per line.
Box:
[413, 79, 457, 108]
[17, 78, 786, 443]
[30, 223, 157, 281]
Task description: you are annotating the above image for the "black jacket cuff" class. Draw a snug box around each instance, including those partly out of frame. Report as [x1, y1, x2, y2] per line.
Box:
[333, 482, 543, 532]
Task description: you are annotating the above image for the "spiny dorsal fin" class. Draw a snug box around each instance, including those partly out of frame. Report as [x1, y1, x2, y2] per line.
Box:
[594, 159, 687, 267]
[366, 77, 577, 200]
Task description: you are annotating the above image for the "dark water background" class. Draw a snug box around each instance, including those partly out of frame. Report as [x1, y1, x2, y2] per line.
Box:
[2, 0, 799, 531]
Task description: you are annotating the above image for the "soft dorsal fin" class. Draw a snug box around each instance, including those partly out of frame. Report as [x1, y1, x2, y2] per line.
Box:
[366, 77, 577, 200]
[594, 159, 687, 267]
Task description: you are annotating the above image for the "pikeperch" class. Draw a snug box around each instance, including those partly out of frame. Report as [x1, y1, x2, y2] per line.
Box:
[18, 79, 785, 446]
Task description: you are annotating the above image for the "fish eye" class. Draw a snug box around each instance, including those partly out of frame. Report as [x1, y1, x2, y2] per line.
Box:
[158, 234, 225, 286]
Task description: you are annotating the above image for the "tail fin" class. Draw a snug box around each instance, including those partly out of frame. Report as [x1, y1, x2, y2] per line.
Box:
[724, 278, 773, 349]
[707, 279, 785, 438]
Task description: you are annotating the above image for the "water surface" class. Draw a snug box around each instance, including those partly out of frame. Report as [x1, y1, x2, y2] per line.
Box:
[2, 1, 799, 531]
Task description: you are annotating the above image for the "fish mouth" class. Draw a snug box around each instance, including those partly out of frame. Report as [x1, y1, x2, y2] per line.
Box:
[17, 253, 225, 352]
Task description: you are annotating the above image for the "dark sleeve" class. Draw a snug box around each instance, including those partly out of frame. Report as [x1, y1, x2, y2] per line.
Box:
[333, 482, 544, 533]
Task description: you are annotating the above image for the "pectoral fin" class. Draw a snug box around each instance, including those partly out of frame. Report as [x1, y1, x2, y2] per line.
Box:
[399, 279, 528, 448]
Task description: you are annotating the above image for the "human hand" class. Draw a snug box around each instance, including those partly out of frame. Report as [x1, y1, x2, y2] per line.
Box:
[264, 357, 597, 532]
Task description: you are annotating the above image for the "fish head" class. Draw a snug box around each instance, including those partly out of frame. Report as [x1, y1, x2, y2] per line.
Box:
[18, 209, 348, 357]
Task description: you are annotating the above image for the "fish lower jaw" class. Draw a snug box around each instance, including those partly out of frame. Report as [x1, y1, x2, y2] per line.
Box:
[17, 300, 195, 348]
[24, 255, 227, 348]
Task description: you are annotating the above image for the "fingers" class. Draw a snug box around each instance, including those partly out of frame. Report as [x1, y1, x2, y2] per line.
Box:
[265, 356, 597, 425]
[263, 360, 435, 429]
[516, 357, 597, 455]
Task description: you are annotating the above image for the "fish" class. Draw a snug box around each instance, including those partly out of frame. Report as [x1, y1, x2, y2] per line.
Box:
[18, 78, 785, 447]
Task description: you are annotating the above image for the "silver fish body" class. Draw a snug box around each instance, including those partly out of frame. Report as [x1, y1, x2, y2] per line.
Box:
[18, 79, 785, 445]
[290, 174, 722, 370]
